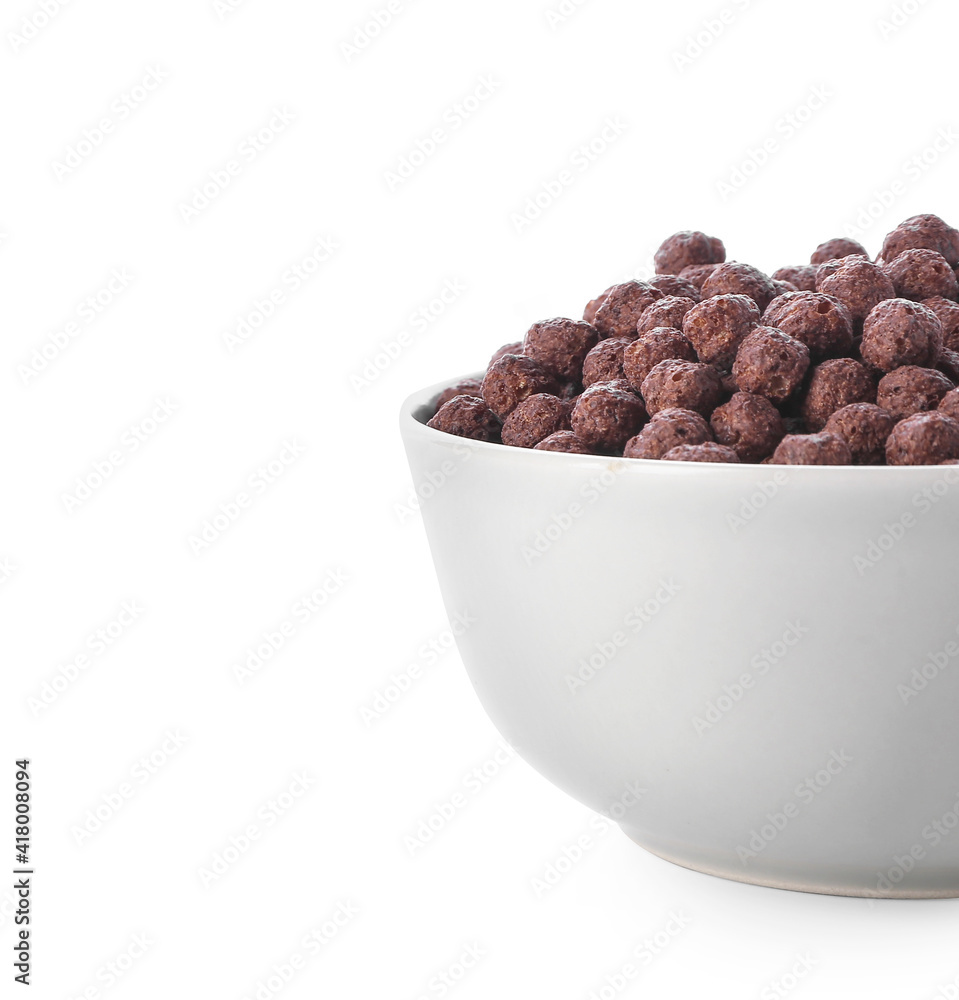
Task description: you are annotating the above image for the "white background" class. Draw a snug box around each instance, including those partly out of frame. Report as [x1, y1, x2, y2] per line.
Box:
[3, 0, 959, 997]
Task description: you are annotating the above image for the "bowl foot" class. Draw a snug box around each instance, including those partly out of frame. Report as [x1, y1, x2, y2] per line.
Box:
[620, 826, 959, 899]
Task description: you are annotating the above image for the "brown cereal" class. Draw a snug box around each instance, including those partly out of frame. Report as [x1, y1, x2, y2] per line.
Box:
[923, 296, 959, 351]
[582, 337, 631, 387]
[435, 378, 484, 410]
[592, 281, 665, 339]
[482, 354, 561, 419]
[662, 442, 740, 463]
[583, 285, 616, 325]
[720, 369, 740, 396]
[732, 326, 811, 403]
[810, 237, 868, 265]
[876, 366, 955, 421]
[623, 328, 698, 390]
[771, 432, 852, 465]
[771, 265, 819, 292]
[679, 262, 722, 290]
[425, 215, 959, 468]
[762, 291, 855, 360]
[427, 395, 501, 442]
[881, 214, 959, 267]
[939, 389, 959, 422]
[623, 407, 713, 460]
[701, 261, 779, 312]
[682, 293, 761, 368]
[802, 358, 877, 431]
[501, 393, 573, 448]
[815, 256, 862, 284]
[883, 248, 958, 302]
[524, 317, 600, 381]
[654, 231, 726, 275]
[886, 411, 959, 465]
[710, 392, 786, 463]
[641, 359, 723, 417]
[937, 347, 959, 384]
[648, 273, 702, 302]
[860, 298, 943, 372]
[534, 430, 593, 454]
[824, 403, 896, 465]
[570, 382, 647, 452]
[489, 342, 524, 368]
[818, 257, 895, 323]
[636, 296, 698, 335]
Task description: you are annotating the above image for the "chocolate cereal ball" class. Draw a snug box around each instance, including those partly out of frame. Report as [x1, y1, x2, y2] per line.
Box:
[570, 382, 647, 452]
[810, 237, 868, 266]
[489, 341, 524, 368]
[662, 442, 739, 463]
[876, 366, 955, 421]
[648, 273, 701, 302]
[501, 393, 572, 448]
[427, 395, 501, 442]
[682, 293, 761, 368]
[720, 369, 740, 396]
[623, 328, 697, 389]
[860, 298, 943, 372]
[771, 265, 819, 292]
[772, 279, 799, 296]
[732, 326, 810, 403]
[923, 297, 959, 351]
[636, 296, 698, 335]
[701, 261, 779, 312]
[593, 281, 664, 339]
[679, 262, 722, 291]
[762, 291, 854, 360]
[582, 337, 631, 387]
[939, 389, 959, 422]
[818, 257, 895, 323]
[881, 215, 959, 267]
[534, 431, 592, 454]
[654, 231, 726, 275]
[937, 348, 959, 384]
[435, 378, 484, 410]
[583, 285, 616, 325]
[883, 248, 958, 302]
[523, 317, 599, 381]
[824, 403, 896, 465]
[771, 432, 852, 465]
[886, 411, 959, 465]
[623, 408, 713, 460]
[802, 358, 877, 431]
[710, 392, 785, 463]
[815, 256, 862, 283]
[641, 359, 723, 417]
[482, 354, 561, 419]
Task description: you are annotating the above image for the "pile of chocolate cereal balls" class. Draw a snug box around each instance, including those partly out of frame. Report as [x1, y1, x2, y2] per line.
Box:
[427, 214, 959, 465]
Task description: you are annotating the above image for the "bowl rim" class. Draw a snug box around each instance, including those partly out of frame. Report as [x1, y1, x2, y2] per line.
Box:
[400, 374, 959, 479]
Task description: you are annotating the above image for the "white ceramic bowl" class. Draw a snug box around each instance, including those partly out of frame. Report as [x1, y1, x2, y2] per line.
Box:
[401, 375, 959, 897]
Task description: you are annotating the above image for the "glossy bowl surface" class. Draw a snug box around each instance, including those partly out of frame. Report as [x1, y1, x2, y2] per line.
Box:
[401, 376, 959, 896]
